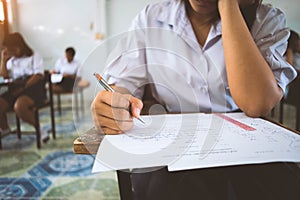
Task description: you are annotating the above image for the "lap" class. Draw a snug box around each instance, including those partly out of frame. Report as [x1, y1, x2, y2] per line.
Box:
[0, 78, 46, 109]
[52, 84, 66, 93]
[53, 77, 75, 92]
[0, 97, 10, 113]
[128, 163, 300, 200]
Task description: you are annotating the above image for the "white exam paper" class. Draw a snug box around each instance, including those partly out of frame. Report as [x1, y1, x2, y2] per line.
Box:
[92, 113, 300, 173]
[51, 74, 63, 83]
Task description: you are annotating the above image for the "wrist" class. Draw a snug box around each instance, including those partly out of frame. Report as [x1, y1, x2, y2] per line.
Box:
[1, 60, 6, 67]
[218, 0, 240, 16]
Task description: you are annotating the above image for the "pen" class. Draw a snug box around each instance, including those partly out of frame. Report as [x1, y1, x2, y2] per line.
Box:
[93, 72, 145, 124]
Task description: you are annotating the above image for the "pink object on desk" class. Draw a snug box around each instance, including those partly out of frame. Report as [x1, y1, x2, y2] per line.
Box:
[215, 113, 256, 131]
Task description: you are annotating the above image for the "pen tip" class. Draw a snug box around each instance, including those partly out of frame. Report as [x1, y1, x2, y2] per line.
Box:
[137, 117, 146, 124]
[94, 73, 102, 80]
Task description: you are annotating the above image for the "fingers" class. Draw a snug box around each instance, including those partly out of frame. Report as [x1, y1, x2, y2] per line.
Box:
[1, 48, 13, 61]
[91, 90, 143, 135]
[101, 91, 131, 109]
[129, 96, 143, 119]
[1, 48, 8, 60]
[96, 127, 122, 135]
[93, 114, 134, 133]
[93, 101, 132, 120]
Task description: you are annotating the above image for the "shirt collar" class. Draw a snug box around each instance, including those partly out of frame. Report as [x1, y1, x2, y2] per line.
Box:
[156, 0, 186, 28]
[155, 0, 222, 35]
[208, 21, 222, 40]
[203, 21, 222, 50]
[155, 0, 222, 51]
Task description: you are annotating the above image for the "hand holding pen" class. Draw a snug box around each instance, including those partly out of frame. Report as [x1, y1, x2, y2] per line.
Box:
[91, 73, 144, 134]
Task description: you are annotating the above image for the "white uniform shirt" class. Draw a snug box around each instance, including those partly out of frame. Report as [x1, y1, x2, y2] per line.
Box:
[105, 0, 297, 113]
[7, 52, 44, 80]
[54, 57, 81, 76]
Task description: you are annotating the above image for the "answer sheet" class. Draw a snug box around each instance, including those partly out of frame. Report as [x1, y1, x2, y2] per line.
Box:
[92, 113, 300, 173]
[50, 74, 63, 83]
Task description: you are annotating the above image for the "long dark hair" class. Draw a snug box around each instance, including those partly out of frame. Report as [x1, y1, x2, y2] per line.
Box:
[288, 30, 299, 52]
[2, 32, 33, 57]
[240, 0, 262, 30]
[182, 0, 262, 30]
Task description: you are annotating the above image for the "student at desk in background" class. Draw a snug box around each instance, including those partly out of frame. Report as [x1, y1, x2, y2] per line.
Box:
[286, 30, 300, 71]
[0, 32, 48, 141]
[51, 47, 81, 92]
[91, 0, 299, 199]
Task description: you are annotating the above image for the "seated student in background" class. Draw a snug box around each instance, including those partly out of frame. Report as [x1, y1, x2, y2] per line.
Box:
[51, 47, 81, 93]
[91, 0, 298, 199]
[286, 29, 300, 71]
[0, 32, 48, 141]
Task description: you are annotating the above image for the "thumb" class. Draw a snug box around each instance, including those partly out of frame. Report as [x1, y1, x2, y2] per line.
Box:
[129, 96, 143, 118]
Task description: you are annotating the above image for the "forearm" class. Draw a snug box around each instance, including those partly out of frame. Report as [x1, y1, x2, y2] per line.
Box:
[63, 73, 76, 78]
[0, 60, 9, 78]
[50, 69, 57, 74]
[219, 1, 282, 117]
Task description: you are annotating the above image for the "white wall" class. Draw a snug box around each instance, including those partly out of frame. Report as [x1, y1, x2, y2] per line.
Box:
[106, 0, 159, 36]
[7, 0, 158, 104]
[5, 0, 300, 104]
[11, 0, 101, 67]
[264, 0, 300, 33]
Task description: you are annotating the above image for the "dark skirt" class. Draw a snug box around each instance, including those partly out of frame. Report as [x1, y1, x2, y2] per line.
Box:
[123, 162, 300, 200]
[1, 75, 47, 108]
[55, 76, 76, 91]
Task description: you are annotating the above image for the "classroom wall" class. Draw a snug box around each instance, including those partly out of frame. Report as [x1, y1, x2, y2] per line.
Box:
[6, 0, 159, 104]
[13, 0, 97, 66]
[264, 0, 300, 33]
[5, 0, 300, 104]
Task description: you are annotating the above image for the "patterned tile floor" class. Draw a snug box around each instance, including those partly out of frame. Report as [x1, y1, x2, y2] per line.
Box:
[0, 100, 299, 199]
[0, 100, 120, 200]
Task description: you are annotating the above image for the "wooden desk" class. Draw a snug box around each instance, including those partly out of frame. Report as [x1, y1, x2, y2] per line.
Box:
[0, 78, 13, 87]
[73, 127, 104, 154]
[73, 118, 300, 200]
[74, 127, 134, 199]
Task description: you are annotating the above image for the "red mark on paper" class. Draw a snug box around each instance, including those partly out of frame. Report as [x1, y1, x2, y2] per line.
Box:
[215, 113, 256, 131]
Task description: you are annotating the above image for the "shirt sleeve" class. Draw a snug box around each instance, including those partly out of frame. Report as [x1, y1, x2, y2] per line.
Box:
[104, 7, 150, 98]
[54, 58, 61, 73]
[75, 60, 81, 77]
[251, 4, 297, 93]
[6, 58, 13, 71]
[32, 52, 44, 75]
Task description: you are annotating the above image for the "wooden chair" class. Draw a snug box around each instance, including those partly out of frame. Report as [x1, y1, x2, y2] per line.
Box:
[75, 79, 90, 114]
[14, 70, 56, 149]
[54, 89, 76, 116]
[54, 78, 90, 118]
[279, 73, 300, 130]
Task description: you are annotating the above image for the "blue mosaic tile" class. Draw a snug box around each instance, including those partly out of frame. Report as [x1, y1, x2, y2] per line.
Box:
[1, 135, 35, 150]
[0, 177, 51, 199]
[43, 122, 76, 136]
[28, 151, 95, 177]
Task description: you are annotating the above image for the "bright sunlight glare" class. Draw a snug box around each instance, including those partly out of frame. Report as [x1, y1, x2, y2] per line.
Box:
[0, 1, 4, 21]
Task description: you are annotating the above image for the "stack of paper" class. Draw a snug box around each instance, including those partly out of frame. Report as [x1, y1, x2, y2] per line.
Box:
[92, 112, 300, 173]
